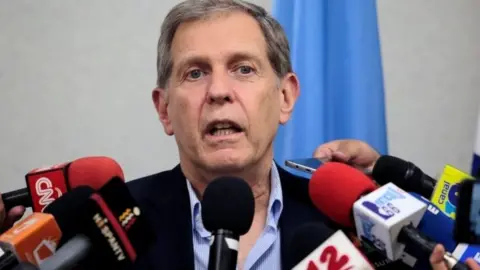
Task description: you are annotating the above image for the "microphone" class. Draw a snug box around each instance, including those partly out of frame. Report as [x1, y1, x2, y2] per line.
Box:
[95, 177, 154, 256]
[0, 212, 62, 268]
[38, 235, 90, 270]
[290, 223, 374, 270]
[371, 155, 436, 198]
[11, 263, 38, 270]
[43, 186, 138, 269]
[408, 192, 457, 252]
[309, 162, 469, 269]
[201, 177, 255, 270]
[453, 178, 480, 244]
[1, 156, 124, 212]
[430, 164, 474, 219]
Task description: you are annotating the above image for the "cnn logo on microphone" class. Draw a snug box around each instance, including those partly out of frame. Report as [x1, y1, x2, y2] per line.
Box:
[26, 167, 69, 212]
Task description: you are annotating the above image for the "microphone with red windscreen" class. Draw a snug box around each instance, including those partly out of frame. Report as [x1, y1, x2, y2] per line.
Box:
[308, 162, 468, 270]
[1, 156, 124, 212]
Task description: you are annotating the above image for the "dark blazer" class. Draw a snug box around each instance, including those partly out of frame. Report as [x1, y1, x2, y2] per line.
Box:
[127, 163, 337, 270]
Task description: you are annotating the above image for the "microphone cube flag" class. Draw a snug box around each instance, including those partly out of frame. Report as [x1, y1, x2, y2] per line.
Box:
[292, 231, 374, 270]
[431, 164, 474, 219]
[353, 183, 427, 261]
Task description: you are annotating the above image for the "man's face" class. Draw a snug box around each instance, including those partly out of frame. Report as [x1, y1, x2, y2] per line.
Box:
[153, 11, 299, 174]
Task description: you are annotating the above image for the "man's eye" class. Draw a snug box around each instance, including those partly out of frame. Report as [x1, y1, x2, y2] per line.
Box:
[237, 66, 254, 75]
[187, 69, 204, 80]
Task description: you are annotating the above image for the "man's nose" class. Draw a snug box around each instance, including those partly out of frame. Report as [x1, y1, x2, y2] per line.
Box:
[206, 72, 234, 105]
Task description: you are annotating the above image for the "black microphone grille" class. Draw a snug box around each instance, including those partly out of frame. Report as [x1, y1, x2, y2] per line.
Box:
[43, 186, 95, 242]
[289, 222, 335, 266]
[201, 176, 254, 236]
[454, 179, 476, 243]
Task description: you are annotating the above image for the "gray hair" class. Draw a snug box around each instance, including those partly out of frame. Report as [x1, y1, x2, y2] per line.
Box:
[156, 0, 292, 88]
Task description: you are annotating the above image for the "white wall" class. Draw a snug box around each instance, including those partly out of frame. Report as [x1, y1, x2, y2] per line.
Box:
[0, 0, 478, 193]
[377, 0, 480, 176]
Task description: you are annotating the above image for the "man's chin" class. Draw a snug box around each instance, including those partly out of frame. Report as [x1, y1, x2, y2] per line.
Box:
[204, 156, 250, 174]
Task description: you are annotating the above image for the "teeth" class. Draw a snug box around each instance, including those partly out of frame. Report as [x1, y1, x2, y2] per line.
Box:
[214, 123, 232, 129]
[212, 129, 236, 136]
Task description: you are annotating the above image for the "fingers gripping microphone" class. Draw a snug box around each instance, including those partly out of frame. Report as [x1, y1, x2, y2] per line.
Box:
[372, 155, 436, 198]
[201, 177, 255, 270]
[2, 156, 124, 212]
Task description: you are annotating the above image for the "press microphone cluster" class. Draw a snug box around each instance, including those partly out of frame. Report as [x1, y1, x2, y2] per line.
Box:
[0, 157, 153, 270]
[308, 161, 470, 269]
[1, 156, 124, 212]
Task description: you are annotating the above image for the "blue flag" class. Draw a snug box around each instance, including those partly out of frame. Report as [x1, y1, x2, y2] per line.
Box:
[272, 0, 388, 173]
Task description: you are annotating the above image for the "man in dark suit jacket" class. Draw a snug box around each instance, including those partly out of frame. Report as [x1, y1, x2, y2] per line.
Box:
[123, 0, 390, 269]
[128, 163, 336, 270]
[124, 0, 338, 269]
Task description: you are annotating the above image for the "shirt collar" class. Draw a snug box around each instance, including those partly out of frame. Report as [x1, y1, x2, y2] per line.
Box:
[186, 161, 284, 235]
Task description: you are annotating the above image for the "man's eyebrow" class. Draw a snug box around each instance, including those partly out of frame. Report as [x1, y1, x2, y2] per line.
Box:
[174, 55, 210, 75]
[227, 52, 263, 66]
[173, 51, 264, 75]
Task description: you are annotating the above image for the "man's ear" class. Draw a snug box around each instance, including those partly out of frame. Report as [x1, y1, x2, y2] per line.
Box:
[278, 73, 300, 125]
[152, 88, 174, 135]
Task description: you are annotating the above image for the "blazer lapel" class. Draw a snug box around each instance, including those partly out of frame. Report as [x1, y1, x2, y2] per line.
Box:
[134, 165, 195, 270]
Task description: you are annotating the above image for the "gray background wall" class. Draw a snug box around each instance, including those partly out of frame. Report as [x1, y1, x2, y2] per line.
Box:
[0, 0, 479, 192]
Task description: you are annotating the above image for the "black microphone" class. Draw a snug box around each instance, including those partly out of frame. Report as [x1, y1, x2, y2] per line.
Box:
[289, 223, 334, 267]
[11, 263, 38, 270]
[44, 186, 138, 269]
[372, 155, 436, 198]
[201, 177, 254, 270]
[454, 178, 480, 244]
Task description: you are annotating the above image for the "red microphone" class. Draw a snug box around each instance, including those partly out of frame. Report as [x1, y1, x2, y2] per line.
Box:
[308, 162, 376, 228]
[1, 156, 124, 212]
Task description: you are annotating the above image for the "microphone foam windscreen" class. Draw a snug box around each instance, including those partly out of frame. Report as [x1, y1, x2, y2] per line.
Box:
[44, 186, 95, 241]
[309, 162, 377, 227]
[289, 222, 335, 266]
[372, 155, 422, 187]
[454, 179, 475, 243]
[201, 176, 254, 236]
[68, 156, 124, 190]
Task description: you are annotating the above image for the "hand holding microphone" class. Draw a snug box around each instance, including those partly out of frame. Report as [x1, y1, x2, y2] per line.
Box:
[0, 198, 25, 234]
[431, 244, 480, 270]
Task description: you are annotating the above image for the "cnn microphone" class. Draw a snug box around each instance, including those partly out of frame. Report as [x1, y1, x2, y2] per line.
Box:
[309, 162, 469, 270]
[290, 223, 374, 270]
[371, 155, 436, 198]
[1, 156, 124, 212]
[202, 177, 255, 270]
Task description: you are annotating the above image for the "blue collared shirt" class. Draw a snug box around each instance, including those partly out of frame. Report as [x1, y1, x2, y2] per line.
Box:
[186, 162, 283, 270]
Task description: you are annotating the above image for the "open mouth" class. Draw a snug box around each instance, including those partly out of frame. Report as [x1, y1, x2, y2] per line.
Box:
[206, 120, 244, 137]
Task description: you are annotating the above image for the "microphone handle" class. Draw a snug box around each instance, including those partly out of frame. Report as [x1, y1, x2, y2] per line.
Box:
[0, 250, 19, 270]
[39, 235, 91, 270]
[1, 189, 31, 211]
[399, 225, 469, 270]
[208, 229, 239, 270]
[12, 263, 39, 270]
[399, 223, 436, 254]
